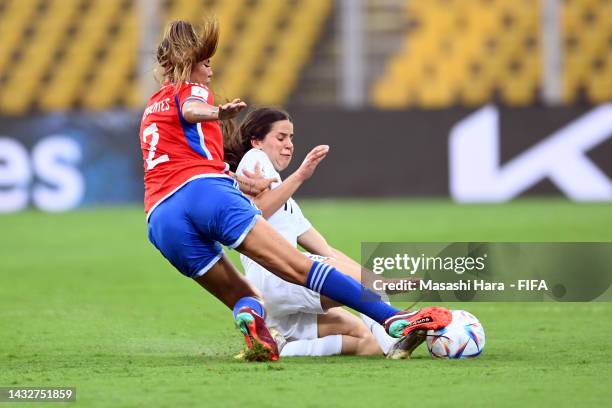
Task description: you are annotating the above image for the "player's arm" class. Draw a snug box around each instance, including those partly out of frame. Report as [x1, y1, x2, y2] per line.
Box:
[252, 145, 329, 218]
[298, 228, 361, 270]
[297, 227, 334, 257]
[299, 228, 397, 289]
[253, 172, 310, 219]
[328, 247, 363, 270]
[182, 98, 246, 123]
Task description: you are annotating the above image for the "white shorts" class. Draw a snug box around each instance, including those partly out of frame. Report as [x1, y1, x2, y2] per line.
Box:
[245, 253, 330, 340]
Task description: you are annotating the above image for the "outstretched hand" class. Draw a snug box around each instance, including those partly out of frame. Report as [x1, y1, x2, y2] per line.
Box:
[295, 145, 329, 182]
[218, 98, 247, 120]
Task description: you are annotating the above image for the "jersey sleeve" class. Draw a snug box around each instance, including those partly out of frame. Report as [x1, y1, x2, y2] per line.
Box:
[237, 149, 279, 183]
[177, 83, 211, 108]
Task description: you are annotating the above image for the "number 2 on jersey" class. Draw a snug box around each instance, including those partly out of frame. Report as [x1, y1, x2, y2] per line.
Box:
[142, 123, 170, 170]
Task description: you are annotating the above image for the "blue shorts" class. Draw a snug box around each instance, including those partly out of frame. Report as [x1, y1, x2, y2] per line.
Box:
[147, 176, 261, 278]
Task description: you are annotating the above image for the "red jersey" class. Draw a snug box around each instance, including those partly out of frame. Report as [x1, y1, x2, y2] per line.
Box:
[139, 82, 229, 217]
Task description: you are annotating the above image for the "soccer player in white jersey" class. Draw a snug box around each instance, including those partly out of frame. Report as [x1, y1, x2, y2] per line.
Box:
[226, 108, 411, 358]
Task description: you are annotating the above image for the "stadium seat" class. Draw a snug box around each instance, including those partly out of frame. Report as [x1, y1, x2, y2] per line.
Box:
[3, 0, 609, 112]
[0, 0, 82, 113]
[251, 0, 331, 105]
[40, 0, 122, 111]
[0, 0, 330, 113]
[83, 5, 137, 110]
[372, 0, 612, 108]
[0, 0, 37, 75]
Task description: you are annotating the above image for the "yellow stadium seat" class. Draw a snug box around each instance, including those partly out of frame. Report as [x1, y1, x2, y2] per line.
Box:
[215, 0, 288, 100]
[38, 0, 123, 111]
[586, 72, 612, 103]
[369, 0, 612, 108]
[561, 0, 612, 104]
[165, 0, 203, 21]
[208, 0, 247, 68]
[252, 0, 331, 105]
[4, 0, 609, 112]
[372, 80, 411, 108]
[83, 5, 138, 110]
[0, 0, 81, 113]
[499, 67, 536, 106]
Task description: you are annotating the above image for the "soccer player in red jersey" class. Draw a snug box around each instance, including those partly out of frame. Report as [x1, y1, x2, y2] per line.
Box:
[140, 18, 451, 361]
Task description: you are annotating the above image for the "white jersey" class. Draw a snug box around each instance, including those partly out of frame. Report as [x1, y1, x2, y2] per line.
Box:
[236, 148, 312, 273]
[237, 148, 324, 340]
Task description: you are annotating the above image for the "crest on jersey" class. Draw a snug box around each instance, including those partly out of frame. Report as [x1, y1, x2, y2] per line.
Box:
[191, 86, 208, 101]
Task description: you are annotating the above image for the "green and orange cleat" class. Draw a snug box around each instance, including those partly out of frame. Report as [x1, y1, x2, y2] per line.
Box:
[234, 307, 280, 362]
[384, 306, 452, 339]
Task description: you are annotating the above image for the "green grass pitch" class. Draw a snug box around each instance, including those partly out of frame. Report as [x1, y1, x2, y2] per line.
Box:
[1, 199, 611, 407]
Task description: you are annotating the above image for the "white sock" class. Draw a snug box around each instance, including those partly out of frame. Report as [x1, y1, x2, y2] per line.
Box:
[360, 313, 398, 355]
[280, 335, 342, 357]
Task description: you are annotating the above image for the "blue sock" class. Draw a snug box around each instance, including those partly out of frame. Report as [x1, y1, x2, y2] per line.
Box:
[307, 261, 398, 324]
[233, 296, 265, 319]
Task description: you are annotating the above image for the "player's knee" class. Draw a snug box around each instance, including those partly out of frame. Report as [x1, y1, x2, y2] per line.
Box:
[355, 334, 383, 356]
[349, 324, 383, 356]
[347, 322, 372, 340]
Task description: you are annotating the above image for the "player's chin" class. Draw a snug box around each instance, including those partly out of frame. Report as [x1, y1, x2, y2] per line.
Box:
[276, 157, 291, 171]
[281, 155, 292, 167]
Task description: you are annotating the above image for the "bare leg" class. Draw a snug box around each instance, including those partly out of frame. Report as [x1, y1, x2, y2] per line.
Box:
[238, 218, 401, 330]
[237, 219, 313, 285]
[194, 254, 263, 309]
[194, 254, 282, 359]
[317, 308, 382, 356]
[238, 219, 383, 288]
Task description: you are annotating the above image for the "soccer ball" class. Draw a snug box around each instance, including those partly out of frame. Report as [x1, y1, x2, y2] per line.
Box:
[426, 310, 485, 359]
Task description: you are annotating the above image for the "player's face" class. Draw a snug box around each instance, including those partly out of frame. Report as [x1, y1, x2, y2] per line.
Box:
[190, 59, 213, 85]
[253, 120, 294, 171]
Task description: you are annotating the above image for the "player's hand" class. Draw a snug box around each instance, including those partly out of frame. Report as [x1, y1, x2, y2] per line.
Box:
[295, 145, 329, 182]
[218, 98, 247, 120]
[229, 162, 278, 196]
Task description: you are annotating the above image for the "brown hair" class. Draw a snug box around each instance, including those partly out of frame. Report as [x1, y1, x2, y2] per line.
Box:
[224, 107, 292, 171]
[156, 18, 219, 85]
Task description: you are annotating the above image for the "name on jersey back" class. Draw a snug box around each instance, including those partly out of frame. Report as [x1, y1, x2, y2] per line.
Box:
[142, 98, 171, 120]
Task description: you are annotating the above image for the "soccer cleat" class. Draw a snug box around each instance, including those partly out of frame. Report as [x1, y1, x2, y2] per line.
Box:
[268, 327, 287, 354]
[234, 307, 280, 361]
[384, 306, 452, 339]
[385, 329, 427, 360]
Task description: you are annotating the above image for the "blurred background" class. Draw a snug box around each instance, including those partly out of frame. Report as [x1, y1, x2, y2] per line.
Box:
[0, 0, 611, 212]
